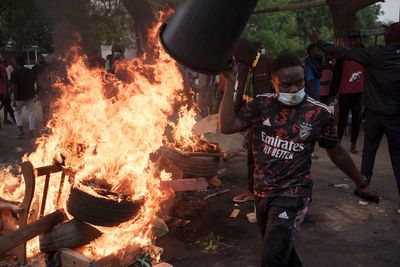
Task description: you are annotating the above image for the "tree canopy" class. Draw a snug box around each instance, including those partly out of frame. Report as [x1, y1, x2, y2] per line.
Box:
[244, 0, 383, 57]
[0, 0, 385, 58]
[0, 0, 54, 52]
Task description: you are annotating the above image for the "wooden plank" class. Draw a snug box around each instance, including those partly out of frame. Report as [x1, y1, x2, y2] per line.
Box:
[160, 178, 209, 192]
[0, 202, 24, 213]
[0, 209, 65, 256]
[253, 0, 326, 14]
[40, 173, 50, 218]
[36, 164, 62, 176]
[60, 249, 94, 267]
[92, 244, 141, 267]
[17, 161, 37, 264]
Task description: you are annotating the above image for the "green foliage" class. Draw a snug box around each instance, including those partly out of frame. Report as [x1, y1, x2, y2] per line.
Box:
[0, 0, 54, 52]
[243, 0, 383, 57]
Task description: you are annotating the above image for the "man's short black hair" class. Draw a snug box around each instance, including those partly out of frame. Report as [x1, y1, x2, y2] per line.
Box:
[16, 55, 25, 66]
[271, 53, 302, 74]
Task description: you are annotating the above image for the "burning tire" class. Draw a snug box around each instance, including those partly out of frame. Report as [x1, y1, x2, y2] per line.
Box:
[164, 148, 220, 178]
[39, 219, 102, 253]
[67, 187, 144, 227]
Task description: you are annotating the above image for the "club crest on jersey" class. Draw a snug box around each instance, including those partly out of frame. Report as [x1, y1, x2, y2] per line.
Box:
[299, 123, 312, 140]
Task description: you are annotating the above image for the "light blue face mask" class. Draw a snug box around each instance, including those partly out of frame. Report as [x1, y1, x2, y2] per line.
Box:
[277, 88, 306, 106]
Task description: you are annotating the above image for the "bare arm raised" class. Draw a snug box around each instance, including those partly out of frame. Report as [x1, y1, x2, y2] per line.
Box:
[219, 60, 249, 134]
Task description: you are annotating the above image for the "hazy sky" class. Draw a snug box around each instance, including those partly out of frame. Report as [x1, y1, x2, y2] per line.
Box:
[379, 0, 400, 22]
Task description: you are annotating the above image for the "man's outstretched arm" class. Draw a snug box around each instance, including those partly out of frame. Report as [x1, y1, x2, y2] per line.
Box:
[219, 61, 248, 134]
[325, 144, 380, 202]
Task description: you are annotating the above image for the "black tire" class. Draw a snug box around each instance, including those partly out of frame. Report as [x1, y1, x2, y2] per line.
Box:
[66, 187, 144, 227]
[39, 219, 102, 253]
[164, 148, 220, 178]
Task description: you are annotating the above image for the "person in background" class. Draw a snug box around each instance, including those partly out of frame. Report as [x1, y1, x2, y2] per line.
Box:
[304, 44, 323, 100]
[11, 55, 36, 138]
[308, 22, 400, 213]
[319, 54, 334, 105]
[105, 54, 113, 72]
[330, 30, 365, 154]
[219, 52, 378, 266]
[3, 58, 16, 124]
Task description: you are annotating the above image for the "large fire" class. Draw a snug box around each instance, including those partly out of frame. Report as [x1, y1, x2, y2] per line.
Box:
[0, 16, 216, 263]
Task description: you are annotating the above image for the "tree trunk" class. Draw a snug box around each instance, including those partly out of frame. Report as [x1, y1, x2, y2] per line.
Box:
[121, 0, 155, 53]
[326, 0, 382, 44]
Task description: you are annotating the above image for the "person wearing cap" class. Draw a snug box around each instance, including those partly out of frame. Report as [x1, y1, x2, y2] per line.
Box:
[330, 30, 365, 154]
[308, 22, 400, 213]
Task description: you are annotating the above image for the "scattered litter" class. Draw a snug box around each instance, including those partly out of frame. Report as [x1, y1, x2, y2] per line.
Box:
[153, 263, 173, 267]
[207, 176, 222, 187]
[333, 183, 350, 189]
[246, 212, 257, 223]
[204, 189, 230, 200]
[397, 208, 400, 214]
[377, 208, 385, 213]
[136, 253, 151, 267]
[195, 232, 223, 251]
[15, 147, 23, 152]
[163, 216, 191, 228]
[358, 200, 369, 206]
[230, 209, 240, 218]
[234, 203, 239, 207]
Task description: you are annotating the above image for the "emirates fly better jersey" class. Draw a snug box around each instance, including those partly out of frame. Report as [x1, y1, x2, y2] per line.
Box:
[237, 94, 338, 198]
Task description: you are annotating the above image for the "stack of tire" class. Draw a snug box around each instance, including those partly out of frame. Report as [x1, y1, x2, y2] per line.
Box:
[163, 147, 220, 178]
[39, 186, 144, 253]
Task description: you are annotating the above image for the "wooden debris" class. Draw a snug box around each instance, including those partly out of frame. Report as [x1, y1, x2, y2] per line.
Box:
[192, 113, 219, 135]
[153, 263, 173, 267]
[163, 216, 191, 228]
[0, 209, 65, 256]
[160, 178, 209, 192]
[204, 189, 230, 200]
[246, 212, 257, 223]
[230, 209, 240, 218]
[207, 176, 222, 187]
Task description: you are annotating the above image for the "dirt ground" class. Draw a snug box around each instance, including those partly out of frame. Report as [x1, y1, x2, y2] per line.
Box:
[0, 106, 399, 267]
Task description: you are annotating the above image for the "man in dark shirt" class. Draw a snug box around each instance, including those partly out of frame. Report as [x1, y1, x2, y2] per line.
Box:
[309, 22, 400, 213]
[32, 54, 53, 125]
[219, 53, 378, 266]
[11, 55, 36, 138]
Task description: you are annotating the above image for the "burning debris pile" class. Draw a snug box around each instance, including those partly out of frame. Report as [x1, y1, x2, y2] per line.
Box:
[0, 18, 223, 265]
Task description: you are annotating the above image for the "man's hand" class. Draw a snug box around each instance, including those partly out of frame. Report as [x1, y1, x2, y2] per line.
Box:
[306, 30, 320, 44]
[223, 57, 238, 83]
[354, 187, 380, 203]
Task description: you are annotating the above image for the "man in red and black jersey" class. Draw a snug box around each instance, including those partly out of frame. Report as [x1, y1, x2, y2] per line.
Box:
[219, 53, 378, 267]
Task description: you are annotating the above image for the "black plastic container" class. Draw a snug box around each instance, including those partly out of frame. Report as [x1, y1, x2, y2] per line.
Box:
[160, 0, 259, 74]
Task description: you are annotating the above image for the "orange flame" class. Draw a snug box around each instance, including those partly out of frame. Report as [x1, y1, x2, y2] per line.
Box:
[0, 11, 219, 263]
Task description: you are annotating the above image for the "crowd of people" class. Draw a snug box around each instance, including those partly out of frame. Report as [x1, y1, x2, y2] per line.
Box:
[219, 21, 400, 266]
[0, 54, 55, 138]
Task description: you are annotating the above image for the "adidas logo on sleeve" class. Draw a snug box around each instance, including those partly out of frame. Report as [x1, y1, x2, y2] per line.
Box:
[278, 211, 289, 219]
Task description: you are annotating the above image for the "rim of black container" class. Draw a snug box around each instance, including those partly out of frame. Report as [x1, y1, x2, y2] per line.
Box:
[158, 23, 229, 75]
